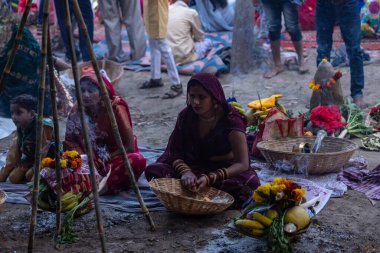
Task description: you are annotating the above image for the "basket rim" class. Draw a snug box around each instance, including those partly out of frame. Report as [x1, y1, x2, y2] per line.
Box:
[0, 190, 8, 205]
[148, 178, 234, 205]
[257, 136, 358, 156]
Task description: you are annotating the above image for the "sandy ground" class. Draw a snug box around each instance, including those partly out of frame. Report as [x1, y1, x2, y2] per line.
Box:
[1, 48, 380, 252]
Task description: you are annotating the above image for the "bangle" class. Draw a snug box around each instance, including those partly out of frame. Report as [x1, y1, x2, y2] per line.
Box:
[200, 174, 210, 186]
[173, 159, 192, 176]
[207, 168, 229, 185]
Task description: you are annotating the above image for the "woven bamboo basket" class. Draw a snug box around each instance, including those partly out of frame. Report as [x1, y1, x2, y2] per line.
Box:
[0, 190, 7, 205]
[62, 59, 124, 86]
[149, 178, 234, 215]
[257, 137, 358, 174]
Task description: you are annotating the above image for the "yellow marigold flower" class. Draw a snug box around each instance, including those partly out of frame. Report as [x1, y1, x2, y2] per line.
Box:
[308, 80, 315, 89]
[322, 58, 328, 63]
[60, 159, 68, 169]
[271, 184, 286, 195]
[41, 157, 54, 168]
[257, 183, 271, 196]
[272, 177, 288, 186]
[253, 191, 266, 203]
[68, 150, 80, 158]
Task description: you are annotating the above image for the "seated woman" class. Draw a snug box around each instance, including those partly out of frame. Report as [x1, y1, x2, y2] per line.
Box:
[145, 73, 260, 208]
[64, 70, 146, 195]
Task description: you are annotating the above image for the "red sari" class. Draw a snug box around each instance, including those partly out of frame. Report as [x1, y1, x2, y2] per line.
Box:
[65, 73, 146, 195]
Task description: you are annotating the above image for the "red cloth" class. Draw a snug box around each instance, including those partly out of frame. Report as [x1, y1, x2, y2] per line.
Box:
[298, 0, 316, 31]
[310, 105, 347, 134]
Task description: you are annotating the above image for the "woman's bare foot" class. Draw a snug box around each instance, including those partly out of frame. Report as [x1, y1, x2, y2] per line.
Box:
[264, 65, 285, 79]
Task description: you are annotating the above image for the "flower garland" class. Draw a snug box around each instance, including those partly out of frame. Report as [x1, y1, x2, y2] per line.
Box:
[308, 59, 343, 91]
[41, 150, 82, 170]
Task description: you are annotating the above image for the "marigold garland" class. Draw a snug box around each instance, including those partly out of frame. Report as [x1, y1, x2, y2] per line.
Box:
[308, 69, 343, 91]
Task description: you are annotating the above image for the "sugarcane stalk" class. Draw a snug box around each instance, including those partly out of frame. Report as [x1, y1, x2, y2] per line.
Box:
[28, 0, 49, 251]
[71, 0, 156, 231]
[47, 27, 62, 241]
[62, 0, 107, 251]
[0, 0, 33, 94]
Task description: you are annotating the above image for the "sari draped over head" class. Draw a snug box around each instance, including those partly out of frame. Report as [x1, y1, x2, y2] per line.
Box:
[147, 72, 259, 208]
[65, 69, 146, 195]
[158, 72, 247, 167]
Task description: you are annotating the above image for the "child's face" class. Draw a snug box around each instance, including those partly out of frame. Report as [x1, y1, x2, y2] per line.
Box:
[10, 104, 35, 130]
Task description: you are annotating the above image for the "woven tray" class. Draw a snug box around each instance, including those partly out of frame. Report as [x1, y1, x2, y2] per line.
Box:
[149, 178, 234, 215]
[62, 59, 124, 86]
[257, 137, 358, 174]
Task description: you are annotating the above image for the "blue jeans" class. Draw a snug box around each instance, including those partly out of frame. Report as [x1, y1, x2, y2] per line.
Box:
[261, 0, 302, 42]
[54, 0, 94, 61]
[316, 0, 364, 98]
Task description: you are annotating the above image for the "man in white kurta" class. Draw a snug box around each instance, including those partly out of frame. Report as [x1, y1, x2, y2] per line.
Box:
[167, 0, 212, 66]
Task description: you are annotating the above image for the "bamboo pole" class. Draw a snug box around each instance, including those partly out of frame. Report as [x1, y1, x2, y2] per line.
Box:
[0, 0, 33, 94]
[28, 0, 49, 251]
[71, 0, 156, 231]
[62, 1, 107, 251]
[47, 28, 62, 241]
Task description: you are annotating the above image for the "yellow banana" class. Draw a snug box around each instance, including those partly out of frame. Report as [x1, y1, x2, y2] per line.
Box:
[37, 199, 51, 210]
[265, 209, 279, 220]
[229, 101, 243, 109]
[252, 212, 273, 227]
[235, 219, 265, 230]
[251, 229, 264, 237]
[277, 104, 286, 113]
[62, 200, 78, 212]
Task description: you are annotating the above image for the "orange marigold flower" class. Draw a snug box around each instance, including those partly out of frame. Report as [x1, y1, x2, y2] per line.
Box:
[312, 84, 320, 91]
[41, 157, 54, 168]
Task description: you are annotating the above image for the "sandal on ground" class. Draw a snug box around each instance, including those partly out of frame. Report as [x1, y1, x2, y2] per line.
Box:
[162, 84, 183, 99]
[139, 78, 164, 89]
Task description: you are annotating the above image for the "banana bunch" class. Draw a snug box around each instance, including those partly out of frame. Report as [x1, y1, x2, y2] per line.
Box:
[229, 101, 245, 115]
[61, 192, 82, 212]
[234, 209, 278, 237]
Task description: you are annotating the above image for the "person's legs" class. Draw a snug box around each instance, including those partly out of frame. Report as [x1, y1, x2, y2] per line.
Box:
[337, 0, 365, 104]
[155, 38, 182, 99]
[283, 0, 308, 74]
[139, 38, 164, 88]
[315, 0, 335, 65]
[98, 0, 125, 62]
[53, 0, 80, 60]
[77, 0, 93, 62]
[120, 0, 147, 60]
[261, 0, 284, 78]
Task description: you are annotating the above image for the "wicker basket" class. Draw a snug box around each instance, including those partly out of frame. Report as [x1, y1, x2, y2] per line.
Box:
[62, 59, 124, 86]
[149, 178, 234, 215]
[257, 137, 358, 174]
[0, 190, 7, 205]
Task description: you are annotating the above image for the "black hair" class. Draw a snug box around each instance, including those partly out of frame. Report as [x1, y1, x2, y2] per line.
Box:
[10, 94, 37, 112]
[210, 0, 228, 11]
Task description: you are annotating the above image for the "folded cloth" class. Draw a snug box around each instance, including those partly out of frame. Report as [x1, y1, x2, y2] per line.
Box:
[338, 158, 380, 200]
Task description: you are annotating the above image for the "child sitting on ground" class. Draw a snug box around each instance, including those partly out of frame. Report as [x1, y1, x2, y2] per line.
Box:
[0, 94, 53, 183]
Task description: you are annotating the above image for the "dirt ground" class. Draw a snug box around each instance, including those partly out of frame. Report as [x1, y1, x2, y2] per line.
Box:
[1, 48, 380, 252]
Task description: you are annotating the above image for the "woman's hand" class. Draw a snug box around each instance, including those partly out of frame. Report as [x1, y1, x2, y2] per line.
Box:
[196, 175, 208, 192]
[180, 171, 198, 192]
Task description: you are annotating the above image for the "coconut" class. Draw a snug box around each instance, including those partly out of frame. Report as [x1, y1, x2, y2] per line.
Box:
[284, 206, 310, 231]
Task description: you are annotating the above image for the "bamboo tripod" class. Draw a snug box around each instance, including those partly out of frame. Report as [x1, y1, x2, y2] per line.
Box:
[0, 1, 155, 252]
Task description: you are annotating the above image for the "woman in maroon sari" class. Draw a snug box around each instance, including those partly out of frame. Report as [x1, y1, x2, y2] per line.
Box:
[145, 73, 260, 207]
[64, 70, 146, 195]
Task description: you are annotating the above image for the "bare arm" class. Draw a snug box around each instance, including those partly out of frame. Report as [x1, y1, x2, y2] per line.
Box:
[225, 130, 249, 177]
